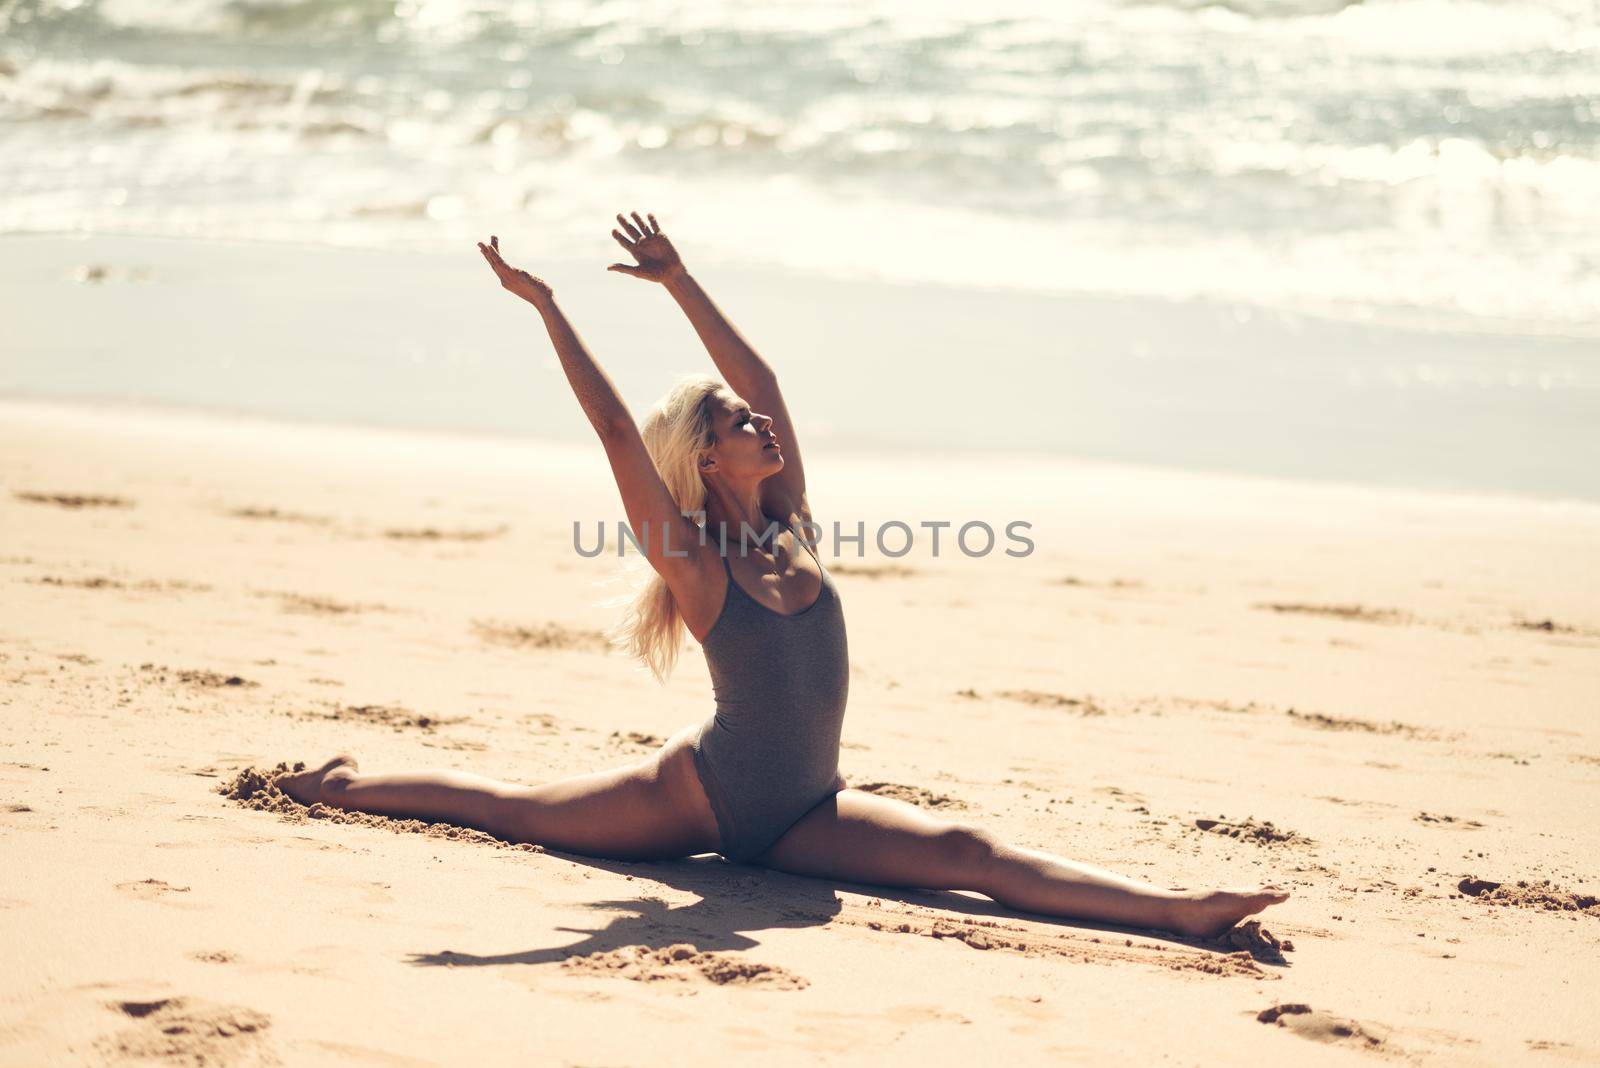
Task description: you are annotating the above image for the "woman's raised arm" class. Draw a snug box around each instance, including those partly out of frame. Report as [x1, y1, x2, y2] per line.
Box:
[477, 236, 705, 581]
[607, 212, 811, 528]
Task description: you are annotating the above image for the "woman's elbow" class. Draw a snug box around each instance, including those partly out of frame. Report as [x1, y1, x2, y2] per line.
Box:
[595, 410, 636, 440]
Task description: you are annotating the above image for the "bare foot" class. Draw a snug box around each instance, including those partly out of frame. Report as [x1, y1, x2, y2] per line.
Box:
[276, 754, 359, 807]
[1165, 885, 1291, 940]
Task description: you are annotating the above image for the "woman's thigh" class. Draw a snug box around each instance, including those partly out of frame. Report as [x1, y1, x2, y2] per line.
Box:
[750, 788, 994, 891]
[510, 725, 721, 861]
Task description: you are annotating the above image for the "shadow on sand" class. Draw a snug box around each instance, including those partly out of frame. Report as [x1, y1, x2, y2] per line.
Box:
[404, 849, 1270, 971]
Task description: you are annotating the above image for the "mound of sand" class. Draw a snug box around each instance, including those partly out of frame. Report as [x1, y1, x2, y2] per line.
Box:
[1256, 1002, 1388, 1049]
[1457, 877, 1599, 917]
[1193, 817, 1312, 847]
[1225, 919, 1293, 963]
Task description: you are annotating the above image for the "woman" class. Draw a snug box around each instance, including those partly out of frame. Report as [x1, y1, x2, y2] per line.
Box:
[279, 210, 1289, 940]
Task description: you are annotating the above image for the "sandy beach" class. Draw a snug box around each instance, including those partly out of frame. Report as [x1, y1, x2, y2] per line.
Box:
[2, 397, 1597, 1065]
[6, 0, 1599, 1060]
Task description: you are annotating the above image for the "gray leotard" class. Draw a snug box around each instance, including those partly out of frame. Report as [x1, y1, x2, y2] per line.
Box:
[688, 517, 849, 863]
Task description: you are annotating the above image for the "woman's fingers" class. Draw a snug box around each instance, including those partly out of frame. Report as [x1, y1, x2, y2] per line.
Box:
[478, 240, 524, 289]
[478, 243, 509, 279]
[610, 211, 660, 249]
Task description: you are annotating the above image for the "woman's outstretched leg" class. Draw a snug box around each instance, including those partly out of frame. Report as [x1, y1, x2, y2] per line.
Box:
[275, 735, 722, 862]
[975, 841, 1287, 938]
[277, 754, 532, 840]
[756, 788, 1288, 939]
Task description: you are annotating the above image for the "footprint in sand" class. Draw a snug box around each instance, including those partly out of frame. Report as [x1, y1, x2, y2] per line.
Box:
[28, 575, 211, 594]
[956, 687, 1108, 716]
[1415, 811, 1484, 829]
[12, 491, 133, 509]
[853, 781, 969, 810]
[472, 619, 612, 654]
[311, 703, 457, 732]
[224, 505, 334, 526]
[382, 524, 508, 542]
[29, 575, 126, 590]
[559, 944, 808, 989]
[609, 730, 664, 750]
[1054, 575, 1144, 589]
[1513, 617, 1600, 639]
[1284, 708, 1434, 739]
[260, 591, 389, 616]
[997, 689, 1108, 715]
[826, 562, 918, 579]
[115, 878, 192, 902]
[138, 664, 258, 689]
[1254, 602, 1409, 624]
[98, 997, 272, 1065]
[1256, 1003, 1388, 1050]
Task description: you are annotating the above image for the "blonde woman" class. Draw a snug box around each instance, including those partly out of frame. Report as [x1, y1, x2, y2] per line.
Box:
[278, 210, 1289, 940]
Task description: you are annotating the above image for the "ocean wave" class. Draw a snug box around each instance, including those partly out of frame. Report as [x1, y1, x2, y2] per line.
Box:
[1, 0, 1595, 332]
[1115, 0, 1368, 18]
[7, 0, 1596, 46]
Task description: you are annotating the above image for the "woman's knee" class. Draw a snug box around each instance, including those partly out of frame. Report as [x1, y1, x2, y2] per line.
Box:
[937, 822, 999, 882]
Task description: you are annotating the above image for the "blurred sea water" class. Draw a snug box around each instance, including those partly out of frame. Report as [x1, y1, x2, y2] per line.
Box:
[2, 0, 1598, 503]
[3, 0, 1598, 333]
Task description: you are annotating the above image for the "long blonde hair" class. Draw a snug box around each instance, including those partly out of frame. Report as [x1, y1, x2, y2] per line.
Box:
[600, 372, 727, 683]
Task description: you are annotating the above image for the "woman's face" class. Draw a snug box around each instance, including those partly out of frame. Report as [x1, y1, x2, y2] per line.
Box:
[704, 391, 783, 480]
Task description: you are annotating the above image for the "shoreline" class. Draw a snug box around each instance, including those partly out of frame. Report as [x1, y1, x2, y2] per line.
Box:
[4, 232, 1597, 506]
[6, 393, 1598, 523]
[11, 226, 1600, 344]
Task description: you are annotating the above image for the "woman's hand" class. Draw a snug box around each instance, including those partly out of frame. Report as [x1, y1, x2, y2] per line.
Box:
[478, 235, 554, 308]
[608, 210, 685, 283]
